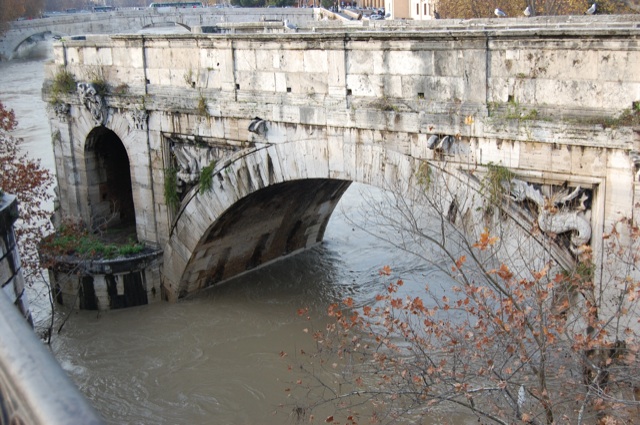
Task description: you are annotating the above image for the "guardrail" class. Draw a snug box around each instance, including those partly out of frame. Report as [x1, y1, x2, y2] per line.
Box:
[0, 290, 104, 424]
[0, 195, 104, 424]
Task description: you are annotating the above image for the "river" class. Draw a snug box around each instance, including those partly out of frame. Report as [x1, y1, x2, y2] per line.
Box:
[0, 40, 455, 424]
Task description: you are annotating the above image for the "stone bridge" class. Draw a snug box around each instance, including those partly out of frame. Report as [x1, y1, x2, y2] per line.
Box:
[42, 16, 640, 307]
[0, 7, 318, 60]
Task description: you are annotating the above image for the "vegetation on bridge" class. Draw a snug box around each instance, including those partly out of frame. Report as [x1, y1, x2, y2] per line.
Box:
[39, 221, 145, 261]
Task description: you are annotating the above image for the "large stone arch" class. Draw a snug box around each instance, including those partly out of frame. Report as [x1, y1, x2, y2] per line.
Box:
[12, 31, 66, 53]
[161, 138, 578, 301]
[2, 29, 67, 59]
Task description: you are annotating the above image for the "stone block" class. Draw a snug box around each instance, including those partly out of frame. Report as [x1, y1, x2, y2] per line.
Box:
[605, 172, 634, 219]
[66, 48, 80, 65]
[144, 47, 166, 69]
[533, 78, 600, 110]
[346, 49, 380, 74]
[281, 144, 306, 182]
[112, 47, 143, 69]
[600, 81, 639, 111]
[434, 49, 464, 77]
[272, 104, 300, 123]
[549, 144, 572, 174]
[571, 147, 606, 177]
[299, 107, 326, 126]
[597, 51, 640, 83]
[280, 50, 304, 73]
[327, 49, 346, 89]
[386, 50, 433, 76]
[274, 72, 287, 93]
[235, 49, 256, 72]
[475, 138, 520, 169]
[265, 146, 289, 184]
[303, 49, 328, 74]
[289, 72, 327, 95]
[346, 74, 377, 97]
[302, 140, 329, 178]
[82, 47, 113, 66]
[381, 75, 403, 98]
[239, 70, 276, 92]
[327, 136, 347, 179]
[93, 276, 109, 310]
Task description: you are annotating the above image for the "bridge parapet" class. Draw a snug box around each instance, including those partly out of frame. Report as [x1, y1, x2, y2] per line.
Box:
[47, 20, 640, 140]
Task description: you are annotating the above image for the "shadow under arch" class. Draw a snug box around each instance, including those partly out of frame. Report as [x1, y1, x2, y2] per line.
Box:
[12, 31, 66, 56]
[162, 139, 577, 302]
[140, 21, 191, 32]
[84, 126, 136, 238]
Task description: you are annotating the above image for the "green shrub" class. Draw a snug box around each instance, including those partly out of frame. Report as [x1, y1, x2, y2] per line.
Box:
[164, 167, 180, 210]
[40, 222, 145, 260]
[51, 69, 77, 99]
[199, 162, 216, 194]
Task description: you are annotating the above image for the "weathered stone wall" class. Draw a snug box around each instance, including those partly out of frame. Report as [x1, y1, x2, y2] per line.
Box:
[42, 18, 640, 300]
[50, 251, 162, 310]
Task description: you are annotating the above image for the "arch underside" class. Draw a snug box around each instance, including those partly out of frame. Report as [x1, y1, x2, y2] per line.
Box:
[163, 141, 579, 301]
[141, 21, 191, 31]
[11, 20, 188, 55]
[176, 179, 350, 298]
[12, 31, 66, 53]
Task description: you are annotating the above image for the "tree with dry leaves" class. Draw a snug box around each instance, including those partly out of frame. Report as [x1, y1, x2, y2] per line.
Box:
[437, 0, 638, 18]
[0, 0, 44, 33]
[0, 101, 54, 336]
[284, 163, 640, 424]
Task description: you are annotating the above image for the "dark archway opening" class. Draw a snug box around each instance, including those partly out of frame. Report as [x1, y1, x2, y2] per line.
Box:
[175, 178, 352, 297]
[85, 127, 136, 241]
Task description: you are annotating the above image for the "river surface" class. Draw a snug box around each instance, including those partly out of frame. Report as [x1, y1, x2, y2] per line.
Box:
[0, 41, 456, 424]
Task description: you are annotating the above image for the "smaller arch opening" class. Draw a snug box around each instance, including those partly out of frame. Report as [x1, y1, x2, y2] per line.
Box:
[85, 127, 136, 240]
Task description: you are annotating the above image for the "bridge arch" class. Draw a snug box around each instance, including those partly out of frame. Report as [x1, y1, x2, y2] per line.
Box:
[9, 30, 67, 57]
[73, 106, 153, 244]
[161, 138, 572, 301]
[84, 127, 135, 233]
[140, 21, 192, 32]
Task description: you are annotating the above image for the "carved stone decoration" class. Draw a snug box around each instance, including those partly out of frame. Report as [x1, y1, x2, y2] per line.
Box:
[248, 117, 267, 136]
[172, 143, 204, 186]
[427, 135, 454, 151]
[128, 108, 148, 131]
[167, 136, 239, 197]
[77, 82, 107, 125]
[52, 102, 70, 121]
[508, 179, 592, 255]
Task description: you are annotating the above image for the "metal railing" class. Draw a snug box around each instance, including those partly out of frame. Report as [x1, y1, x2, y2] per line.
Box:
[0, 291, 104, 424]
